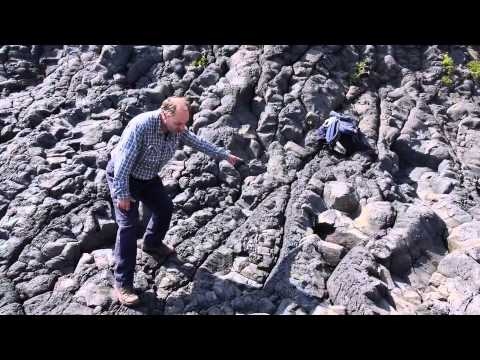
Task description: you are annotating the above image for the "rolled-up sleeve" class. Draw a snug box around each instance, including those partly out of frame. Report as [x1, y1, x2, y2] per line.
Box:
[180, 130, 230, 161]
[113, 123, 143, 200]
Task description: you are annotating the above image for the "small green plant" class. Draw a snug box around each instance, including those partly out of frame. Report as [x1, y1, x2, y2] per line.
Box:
[192, 53, 208, 68]
[467, 60, 480, 81]
[349, 60, 369, 84]
[441, 53, 455, 87]
[442, 53, 455, 69]
[441, 75, 453, 87]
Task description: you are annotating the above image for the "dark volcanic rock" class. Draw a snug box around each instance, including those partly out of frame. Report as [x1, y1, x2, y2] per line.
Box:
[1, 45, 480, 315]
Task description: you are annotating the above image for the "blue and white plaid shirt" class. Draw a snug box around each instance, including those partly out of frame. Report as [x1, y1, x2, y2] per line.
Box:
[111, 109, 230, 200]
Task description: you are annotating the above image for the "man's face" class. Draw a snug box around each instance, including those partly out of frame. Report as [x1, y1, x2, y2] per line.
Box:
[163, 107, 189, 134]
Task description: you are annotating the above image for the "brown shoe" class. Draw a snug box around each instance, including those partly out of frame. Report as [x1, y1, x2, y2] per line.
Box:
[115, 286, 140, 307]
[142, 243, 176, 258]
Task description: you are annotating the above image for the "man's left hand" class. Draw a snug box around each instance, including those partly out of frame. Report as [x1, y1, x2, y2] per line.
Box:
[227, 154, 243, 166]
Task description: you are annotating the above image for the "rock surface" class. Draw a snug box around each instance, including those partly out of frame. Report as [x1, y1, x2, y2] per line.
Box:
[1, 45, 480, 315]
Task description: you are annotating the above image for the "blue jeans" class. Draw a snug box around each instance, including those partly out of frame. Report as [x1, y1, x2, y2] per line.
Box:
[106, 160, 173, 288]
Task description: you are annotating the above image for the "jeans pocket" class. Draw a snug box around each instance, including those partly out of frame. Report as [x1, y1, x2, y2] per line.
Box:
[116, 203, 138, 226]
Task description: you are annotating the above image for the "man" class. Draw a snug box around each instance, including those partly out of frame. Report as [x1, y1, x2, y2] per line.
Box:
[106, 96, 242, 306]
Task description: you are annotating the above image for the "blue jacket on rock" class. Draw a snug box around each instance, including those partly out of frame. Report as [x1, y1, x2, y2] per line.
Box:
[317, 111, 358, 145]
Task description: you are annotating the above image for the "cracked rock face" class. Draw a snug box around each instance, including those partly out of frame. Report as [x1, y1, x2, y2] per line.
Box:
[1, 44, 480, 315]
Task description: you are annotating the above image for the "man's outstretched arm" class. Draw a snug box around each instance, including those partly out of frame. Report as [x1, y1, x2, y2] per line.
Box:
[180, 130, 242, 165]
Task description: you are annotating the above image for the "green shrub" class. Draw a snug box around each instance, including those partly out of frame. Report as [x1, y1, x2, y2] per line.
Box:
[349, 60, 369, 84]
[442, 53, 455, 70]
[441, 53, 455, 87]
[467, 60, 480, 81]
[441, 75, 453, 87]
[192, 54, 208, 68]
